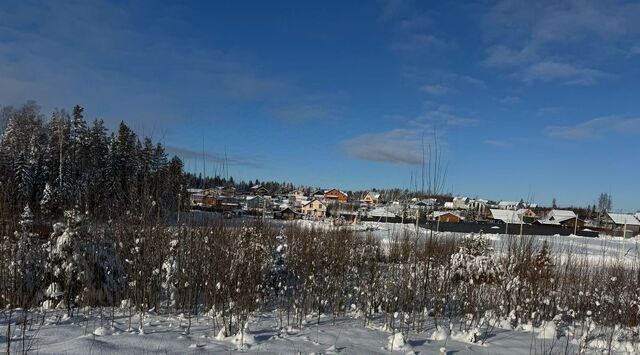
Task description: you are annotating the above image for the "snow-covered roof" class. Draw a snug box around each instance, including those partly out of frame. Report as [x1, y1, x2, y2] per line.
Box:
[490, 209, 522, 224]
[303, 199, 326, 207]
[607, 213, 640, 226]
[431, 211, 461, 219]
[368, 208, 397, 218]
[498, 201, 518, 206]
[187, 188, 204, 193]
[548, 209, 576, 221]
[443, 201, 455, 209]
[366, 192, 381, 199]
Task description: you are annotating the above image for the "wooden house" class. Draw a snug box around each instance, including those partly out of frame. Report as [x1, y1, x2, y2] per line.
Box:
[301, 199, 327, 218]
[324, 189, 348, 203]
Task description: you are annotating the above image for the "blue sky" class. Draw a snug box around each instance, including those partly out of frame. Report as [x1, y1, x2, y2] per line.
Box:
[1, 0, 640, 211]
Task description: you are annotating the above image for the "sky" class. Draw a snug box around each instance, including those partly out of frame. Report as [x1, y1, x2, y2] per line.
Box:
[1, 0, 640, 211]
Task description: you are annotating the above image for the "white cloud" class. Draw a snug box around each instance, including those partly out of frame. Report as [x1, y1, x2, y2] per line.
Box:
[482, 0, 640, 85]
[420, 84, 450, 95]
[520, 61, 607, 85]
[547, 116, 640, 139]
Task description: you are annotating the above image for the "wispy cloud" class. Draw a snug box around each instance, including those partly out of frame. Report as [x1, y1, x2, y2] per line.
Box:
[0, 0, 339, 128]
[420, 84, 450, 95]
[520, 61, 608, 85]
[547, 116, 640, 139]
[341, 104, 476, 164]
[481, 0, 640, 85]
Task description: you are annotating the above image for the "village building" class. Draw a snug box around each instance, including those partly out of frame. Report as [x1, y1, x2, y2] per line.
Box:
[288, 190, 307, 203]
[249, 184, 270, 196]
[452, 196, 470, 209]
[361, 191, 381, 204]
[516, 208, 537, 223]
[490, 209, 522, 224]
[324, 188, 348, 203]
[603, 213, 640, 236]
[301, 199, 327, 218]
[536, 209, 585, 229]
[497, 201, 520, 210]
[274, 207, 300, 220]
[468, 199, 490, 217]
[431, 211, 462, 223]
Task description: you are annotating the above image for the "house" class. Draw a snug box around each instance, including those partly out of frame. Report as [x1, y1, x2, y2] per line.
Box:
[288, 190, 307, 203]
[324, 188, 348, 203]
[603, 213, 640, 236]
[497, 201, 520, 210]
[443, 201, 455, 209]
[490, 209, 522, 224]
[312, 190, 326, 200]
[275, 207, 300, 220]
[468, 199, 490, 216]
[301, 199, 327, 218]
[249, 184, 270, 196]
[368, 207, 397, 219]
[536, 209, 584, 229]
[431, 211, 462, 223]
[245, 195, 267, 213]
[187, 188, 205, 206]
[452, 196, 470, 209]
[516, 208, 537, 223]
[361, 191, 381, 205]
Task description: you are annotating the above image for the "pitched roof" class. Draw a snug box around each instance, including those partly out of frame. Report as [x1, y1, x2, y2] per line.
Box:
[431, 211, 461, 219]
[490, 209, 522, 224]
[607, 213, 640, 226]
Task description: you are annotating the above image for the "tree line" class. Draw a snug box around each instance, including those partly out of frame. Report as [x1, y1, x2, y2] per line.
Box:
[0, 101, 186, 223]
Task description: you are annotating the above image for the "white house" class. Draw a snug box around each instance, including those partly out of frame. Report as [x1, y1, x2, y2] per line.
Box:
[490, 209, 522, 224]
[497, 201, 519, 210]
[452, 196, 470, 209]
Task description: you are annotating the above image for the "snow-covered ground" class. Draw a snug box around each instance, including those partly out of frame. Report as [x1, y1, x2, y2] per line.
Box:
[291, 220, 640, 265]
[3, 309, 637, 354]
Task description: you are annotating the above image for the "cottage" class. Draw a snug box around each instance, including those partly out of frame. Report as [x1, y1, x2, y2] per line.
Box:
[275, 207, 300, 220]
[604, 213, 640, 237]
[497, 201, 520, 210]
[431, 211, 462, 223]
[516, 208, 537, 223]
[490, 209, 522, 224]
[443, 201, 455, 210]
[324, 188, 348, 203]
[452, 196, 470, 210]
[301, 199, 327, 218]
[536, 209, 584, 229]
[288, 190, 307, 203]
[249, 184, 270, 196]
[245, 195, 266, 210]
[361, 191, 381, 205]
[468, 199, 490, 216]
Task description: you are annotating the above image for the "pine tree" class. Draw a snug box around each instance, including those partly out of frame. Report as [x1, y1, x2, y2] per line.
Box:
[40, 182, 58, 219]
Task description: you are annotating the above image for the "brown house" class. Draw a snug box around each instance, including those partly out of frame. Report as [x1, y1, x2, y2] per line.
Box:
[431, 211, 462, 223]
[324, 189, 348, 203]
